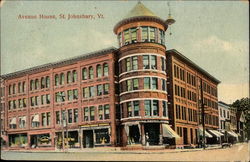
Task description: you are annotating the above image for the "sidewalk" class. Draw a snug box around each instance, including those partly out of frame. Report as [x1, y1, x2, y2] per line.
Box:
[1, 144, 225, 154]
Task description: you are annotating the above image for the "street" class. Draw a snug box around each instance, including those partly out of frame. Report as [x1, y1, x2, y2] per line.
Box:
[1, 143, 249, 161]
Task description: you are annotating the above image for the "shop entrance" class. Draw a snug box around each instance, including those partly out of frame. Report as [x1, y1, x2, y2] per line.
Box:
[144, 123, 160, 145]
[183, 128, 188, 144]
[83, 130, 93, 148]
[128, 125, 140, 144]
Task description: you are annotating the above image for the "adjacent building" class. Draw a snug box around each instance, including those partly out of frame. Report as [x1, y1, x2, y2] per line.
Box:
[1, 2, 221, 150]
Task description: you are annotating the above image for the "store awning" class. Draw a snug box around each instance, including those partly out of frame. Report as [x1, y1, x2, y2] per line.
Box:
[162, 124, 180, 138]
[208, 130, 223, 137]
[198, 127, 213, 138]
[10, 118, 16, 125]
[227, 131, 238, 138]
[32, 114, 39, 122]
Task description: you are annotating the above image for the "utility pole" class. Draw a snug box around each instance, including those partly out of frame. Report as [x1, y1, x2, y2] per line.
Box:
[59, 92, 66, 151]
[200, 78, 206, 149]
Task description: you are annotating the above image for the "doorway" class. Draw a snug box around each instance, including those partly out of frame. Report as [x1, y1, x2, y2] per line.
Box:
[183, 128, 188, 144]
[144, 123, 160, 145]
[129, 125, 140, 144]
[83, 130, 93, 148]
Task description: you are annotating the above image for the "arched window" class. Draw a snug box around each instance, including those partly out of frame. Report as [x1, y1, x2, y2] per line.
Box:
[22, 82, 26, 92]
[89, 67, 94, 79]
[13, 84, 16, 94]
[41, 77, 45, 89]
[103, 63, 109, 76]
[30, 80, 34, 91]
[82, 68, 87, 80]
[96, 65, 102, 78]
[60, 73, 65, 85]
[67, 71, 71, 83]
[18, 82, 21, 93]
[55, 74, 59, 86]
[9, 85, 12, 95]
[72, 70, 77, 82]
[35, 79, 39, 90]
[45, 76, 50, 88]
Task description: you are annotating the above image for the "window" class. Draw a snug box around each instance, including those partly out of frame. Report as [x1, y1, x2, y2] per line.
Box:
[144, 77, 150, 89]
[126, 58, 131, 71]
[18, 99, 22, 108]
[35, 79, 39, 90]
[141, 27, 148, 42]
[41, 77, 45, 89]
[68, 109, 73, 123]
[127, 80, 132, 91]
[149, 27, 155, 42]
[90, 106, 95, 121]
[133, 101, 139, 116]
[13, 84, 16, 94]
[118, 32, 122, 47]
[13, 100, 17, 109]
[23, 98, 27, 107]
[145, 100, 151, 116]
[89, 67, 94, 79]
[131, 28, 137, 43]
[46, 94, 50, 104]
[56, 111, 60, 124]
[67, 71, 71, 83]
[104, 84, 109, 95]
[74, 108, 78, 123]
[60, 73, 65, 85]
[73, 89, 78, 100]
[45, 76, 50, 88]
[41, 95, 45, 105]
[162, 79, 166, 91]
[47, 112, 51, 126]
[89, 86, 95, 97]
[133, 78, 139, 90]
[9, 85, 12, 95]
[42, 113, 46, 126]
[104, 105, 110, 119]
[153, 100, 159, 116]
[160, 30, 165, 44]
[35, 96, 39, 106]
[18, 82, 21, 93]
[82, 68, 87, 80]
[72, 70, 77, 82]
[124, 29, 130, 44]
[127, 102, 132, 117]
[97, 64, 102, 78]
[83, 87, 89, 98]
[97, 85, 103, 96]
[67, 90, 73, 101]
[98, 105, 103, 120]
[163, 101, 168, 117]
[152, 77, 158, 90]
[103, 63, 109, 76]
[143, 55, 150, 69]
[55, 74, 59, 86]
[161, 57, 166, 71]
[84, 107, 89, 121]
[151, 55, 157, 69]
[132, 56, 138, 70]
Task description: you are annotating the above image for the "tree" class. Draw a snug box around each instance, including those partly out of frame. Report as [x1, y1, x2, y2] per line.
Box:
[231, 97, 250, 141]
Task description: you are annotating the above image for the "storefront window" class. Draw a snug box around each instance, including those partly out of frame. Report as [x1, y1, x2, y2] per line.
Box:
[95, 129, 110, 145]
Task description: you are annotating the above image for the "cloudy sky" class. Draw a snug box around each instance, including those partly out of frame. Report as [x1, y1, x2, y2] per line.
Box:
[1, 0, 249, 104]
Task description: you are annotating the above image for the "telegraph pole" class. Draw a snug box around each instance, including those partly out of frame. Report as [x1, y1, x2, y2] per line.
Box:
[200, 78, 206, 149]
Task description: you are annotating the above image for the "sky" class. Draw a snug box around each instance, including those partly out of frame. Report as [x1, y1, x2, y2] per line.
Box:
[1, 0, 249, 104]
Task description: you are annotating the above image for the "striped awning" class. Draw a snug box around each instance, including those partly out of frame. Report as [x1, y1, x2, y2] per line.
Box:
[198, 127, 213, 138]
[208, 130, 224, 137]
[162, 124, 180, 138]
[227, 131, 238, 138]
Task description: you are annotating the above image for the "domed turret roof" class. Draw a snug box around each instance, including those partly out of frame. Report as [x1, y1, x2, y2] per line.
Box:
[114, 2, 168, 34]
[124, 1, 158, 19]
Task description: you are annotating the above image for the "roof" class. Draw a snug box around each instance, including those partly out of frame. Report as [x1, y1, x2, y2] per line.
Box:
[113, 2, 168, 33]
[166, 49, 220, 84]
[124, 1, 157, 19]
[218, 101, 230, 107]
[1, 47, 117, 80]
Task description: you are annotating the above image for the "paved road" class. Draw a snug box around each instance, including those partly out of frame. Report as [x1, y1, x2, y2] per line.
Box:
[1, 143, 249, 161]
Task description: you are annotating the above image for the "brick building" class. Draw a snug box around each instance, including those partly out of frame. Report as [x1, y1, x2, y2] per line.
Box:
[1, 2, 220, 150]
